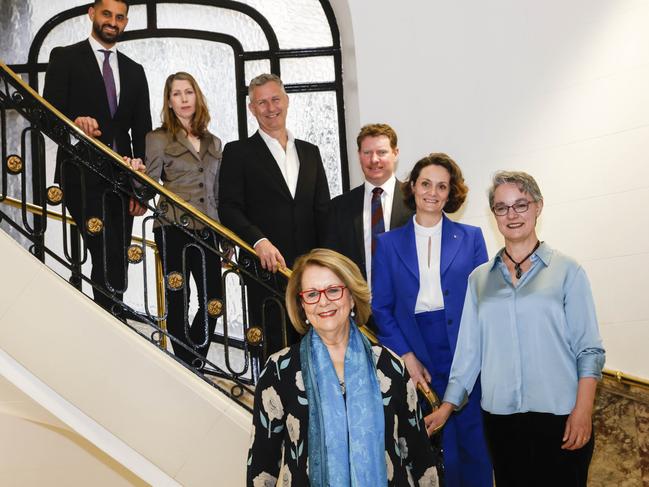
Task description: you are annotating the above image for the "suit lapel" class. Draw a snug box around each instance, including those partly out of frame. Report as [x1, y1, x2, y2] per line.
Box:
[394, 219, 419, 281]
[440, 214, 464, 276]
[251, 132, 293, 200]
[115, 51, 128, 117]
[351, 186, 365, 263]
[389, 179, 410, 228]
[293, 139, 311, 202]
[175, 131, 201, 161]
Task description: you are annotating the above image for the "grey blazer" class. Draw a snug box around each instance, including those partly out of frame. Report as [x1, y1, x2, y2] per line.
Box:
[145, 128, 222, 228]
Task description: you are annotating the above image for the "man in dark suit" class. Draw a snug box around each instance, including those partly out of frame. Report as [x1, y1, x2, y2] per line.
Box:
[219, 73, 330, 354]
[43, 0, 151, 314]
[326, 123, 413, 284]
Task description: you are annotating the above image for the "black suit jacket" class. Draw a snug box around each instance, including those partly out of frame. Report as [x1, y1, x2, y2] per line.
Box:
[218, 131, 330, 267]
[325, 178, 413, 279]
[43, 39, 151, 183]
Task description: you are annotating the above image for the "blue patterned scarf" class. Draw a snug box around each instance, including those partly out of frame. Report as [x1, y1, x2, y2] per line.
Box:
[300, 321, 387, 486]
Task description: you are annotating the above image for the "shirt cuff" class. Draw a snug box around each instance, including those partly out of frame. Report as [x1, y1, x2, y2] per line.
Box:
[443, 380, 468, 409]
[253, 237, 268, 249]
[576, 348, 606, 380]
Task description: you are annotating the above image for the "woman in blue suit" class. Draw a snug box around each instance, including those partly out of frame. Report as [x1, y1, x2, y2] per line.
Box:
[372, 153, 492, 487]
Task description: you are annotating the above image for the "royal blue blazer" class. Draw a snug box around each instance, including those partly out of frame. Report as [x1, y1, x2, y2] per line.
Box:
[372, 215, 488, 368]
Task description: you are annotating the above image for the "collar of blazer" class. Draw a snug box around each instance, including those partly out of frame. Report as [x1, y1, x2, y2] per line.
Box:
[164, 131, 221, 162]
[393, 214, 466, 280]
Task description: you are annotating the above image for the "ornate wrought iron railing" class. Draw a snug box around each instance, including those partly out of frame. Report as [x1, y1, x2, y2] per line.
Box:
[0, 60, 294, 409]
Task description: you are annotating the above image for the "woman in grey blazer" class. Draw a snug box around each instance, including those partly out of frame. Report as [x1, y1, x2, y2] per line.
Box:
[144, 72, 223, 367]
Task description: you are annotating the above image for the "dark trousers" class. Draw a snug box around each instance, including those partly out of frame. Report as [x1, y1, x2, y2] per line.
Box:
[62, 163, 133, 313]
[482, 411, 594, 487]
[154, 225, 222, 366]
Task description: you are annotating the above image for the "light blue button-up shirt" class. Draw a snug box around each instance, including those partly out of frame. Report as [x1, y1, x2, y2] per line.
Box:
[444, 242, 605, 415]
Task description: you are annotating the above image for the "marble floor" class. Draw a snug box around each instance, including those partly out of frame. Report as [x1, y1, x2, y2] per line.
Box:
[590, 375, 649, 486]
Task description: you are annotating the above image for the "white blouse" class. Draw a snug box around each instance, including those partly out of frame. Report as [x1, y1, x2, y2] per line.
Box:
[413, 215, 445, 313]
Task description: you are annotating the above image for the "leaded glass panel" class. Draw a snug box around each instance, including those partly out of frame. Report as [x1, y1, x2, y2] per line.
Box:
[238, 0, 332, 49]
[280, 56, 335, 84]
[157, 4, 268, 51]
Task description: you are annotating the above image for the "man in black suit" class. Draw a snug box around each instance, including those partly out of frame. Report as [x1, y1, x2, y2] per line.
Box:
[219, 73, 330, 354]
[326, 124, 413, 285]
[43, 0, 151, 314]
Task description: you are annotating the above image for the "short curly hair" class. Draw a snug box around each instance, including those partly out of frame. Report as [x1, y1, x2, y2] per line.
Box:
[285, 248, 371, 335]
[356, 123, 398, 151]
[402, 153, 469, 213]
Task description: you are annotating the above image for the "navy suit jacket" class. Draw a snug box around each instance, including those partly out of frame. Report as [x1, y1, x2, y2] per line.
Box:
[371, 215, 488, 368]
[325, 179, 413, 279]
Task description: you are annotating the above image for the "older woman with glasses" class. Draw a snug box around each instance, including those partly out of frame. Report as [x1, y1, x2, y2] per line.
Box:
[247, 248, 439, 486]
[429, 171, 605, 487]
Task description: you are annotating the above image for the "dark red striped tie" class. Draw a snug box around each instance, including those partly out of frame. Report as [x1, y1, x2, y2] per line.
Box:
[371, 187, 385, 254]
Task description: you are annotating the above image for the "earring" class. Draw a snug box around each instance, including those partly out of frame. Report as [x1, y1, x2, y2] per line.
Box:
[305, 318, 310, 325]
[351, 309, 356, 318]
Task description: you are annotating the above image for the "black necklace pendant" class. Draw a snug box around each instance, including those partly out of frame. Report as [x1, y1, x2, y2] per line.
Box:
[515, 264, 523, 279]
[504, 241, 541, 279]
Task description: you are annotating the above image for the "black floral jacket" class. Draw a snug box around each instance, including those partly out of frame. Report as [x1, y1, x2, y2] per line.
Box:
[247, 342, 439, 486]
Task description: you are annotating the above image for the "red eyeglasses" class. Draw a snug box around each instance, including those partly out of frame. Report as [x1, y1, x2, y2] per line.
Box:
[298, 285, 347, 304]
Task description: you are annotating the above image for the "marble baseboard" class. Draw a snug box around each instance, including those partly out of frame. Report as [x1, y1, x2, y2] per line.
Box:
[590, 376, 649, 486]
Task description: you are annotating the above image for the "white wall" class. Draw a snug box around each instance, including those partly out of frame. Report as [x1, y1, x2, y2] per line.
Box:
[331, 0, 649, 378]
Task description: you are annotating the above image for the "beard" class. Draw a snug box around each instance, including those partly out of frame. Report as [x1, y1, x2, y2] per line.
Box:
[92, 20, 122, 45]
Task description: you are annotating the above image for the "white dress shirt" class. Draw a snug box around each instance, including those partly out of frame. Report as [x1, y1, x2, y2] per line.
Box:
[258, 128, 299, 197]
[363, 174, 396, 284]
[254, 129, 300, 248]
[413, 215, 444, 313]
[88, 36, 121, 102]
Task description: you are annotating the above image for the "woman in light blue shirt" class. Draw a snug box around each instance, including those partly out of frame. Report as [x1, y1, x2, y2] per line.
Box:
[428, 171, 605, 487]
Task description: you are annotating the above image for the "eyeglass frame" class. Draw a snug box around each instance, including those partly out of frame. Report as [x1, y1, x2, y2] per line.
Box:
[491, 200, 535, 216]
[298, 285, 347, 304]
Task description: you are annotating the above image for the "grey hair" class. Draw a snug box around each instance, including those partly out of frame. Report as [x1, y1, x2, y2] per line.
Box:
[488, 170, 544, 208]
[248, 73, 285, 99]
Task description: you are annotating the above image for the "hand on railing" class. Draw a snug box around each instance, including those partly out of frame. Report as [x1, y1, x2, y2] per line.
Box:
[123, 157, 148, 216]
[124, 156, 146, 173]
[73, 116, 102, 138]
[254, 239, 287, 273]
[424, 401, 452, 437]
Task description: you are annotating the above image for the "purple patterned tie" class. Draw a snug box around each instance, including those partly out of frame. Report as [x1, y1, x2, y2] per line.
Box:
[100, 50, 118, 117]
[371, 187, 385, 255]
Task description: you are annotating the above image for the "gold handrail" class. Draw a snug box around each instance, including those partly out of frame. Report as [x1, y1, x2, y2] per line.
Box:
[0, 195, 155, 247]
[0, 60, 290, 279]
[602, 369, 649, 389]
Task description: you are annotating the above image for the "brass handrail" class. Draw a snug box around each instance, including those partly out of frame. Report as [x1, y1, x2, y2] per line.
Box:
[0, 60, 290, 280]
[602, 369, 649, 389]
[0, 195, 155, 247]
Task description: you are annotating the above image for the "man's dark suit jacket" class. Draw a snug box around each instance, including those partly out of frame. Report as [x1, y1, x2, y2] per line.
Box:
[43, 39, 151, 183]
[218, 131, 330, 267]
[325, 179, 413, 279]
